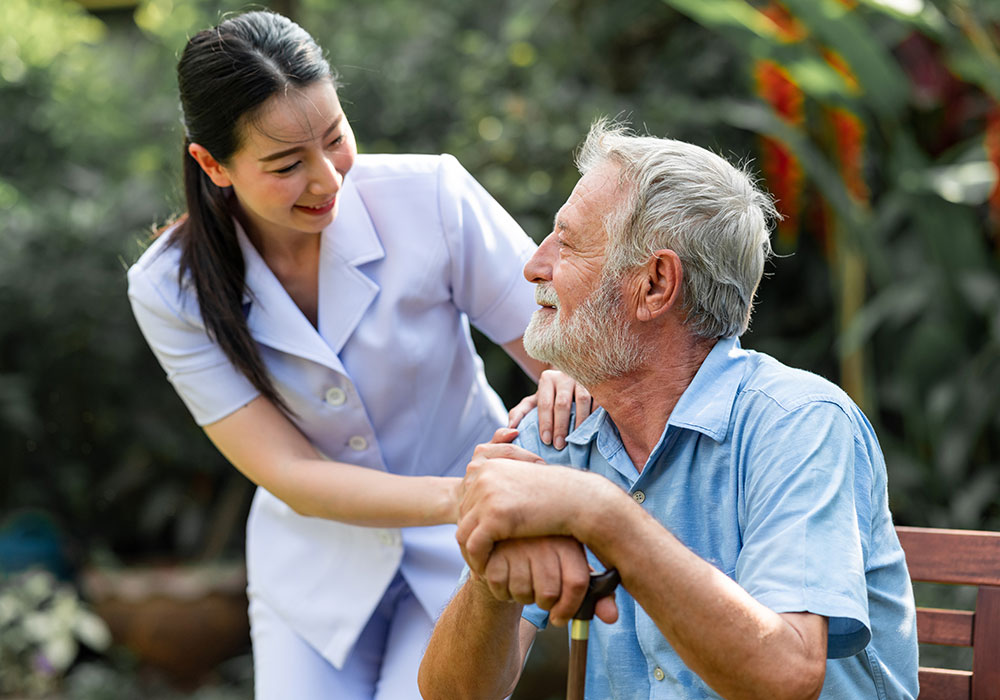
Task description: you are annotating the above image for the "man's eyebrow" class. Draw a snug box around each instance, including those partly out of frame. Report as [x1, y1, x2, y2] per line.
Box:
[258, 115, 343, 163]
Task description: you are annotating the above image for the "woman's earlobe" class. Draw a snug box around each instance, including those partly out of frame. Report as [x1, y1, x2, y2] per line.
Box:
[187, 142, 233, 188]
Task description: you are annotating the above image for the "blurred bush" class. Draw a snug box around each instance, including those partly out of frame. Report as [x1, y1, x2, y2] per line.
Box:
[0, 0, 997, 575]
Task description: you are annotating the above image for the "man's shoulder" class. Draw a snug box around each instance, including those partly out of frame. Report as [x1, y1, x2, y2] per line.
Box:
[512, 409, 587, 467]
[738, 348, 855, 416]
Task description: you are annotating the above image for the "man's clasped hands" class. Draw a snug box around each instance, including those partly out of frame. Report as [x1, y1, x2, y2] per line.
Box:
[453, 426, 620, 628]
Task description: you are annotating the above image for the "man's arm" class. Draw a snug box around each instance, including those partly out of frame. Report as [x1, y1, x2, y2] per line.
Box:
[418, 574, 535, 700]
[457, 459, 828, 700]
[420, 534, 603, 699]
[584, 492, 827, 700]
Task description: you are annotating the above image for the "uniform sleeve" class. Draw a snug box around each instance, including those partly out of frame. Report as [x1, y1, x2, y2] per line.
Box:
[436, 154, 538, 344]
[127, 264, 260, 426]
[736, 400, 872, 659]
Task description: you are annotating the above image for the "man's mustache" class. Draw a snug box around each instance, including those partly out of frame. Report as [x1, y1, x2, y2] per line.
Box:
[535, 285, 559, 308]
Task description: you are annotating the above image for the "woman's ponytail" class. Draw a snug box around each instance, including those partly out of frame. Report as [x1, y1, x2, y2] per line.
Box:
[173, 142, 291, 414]
[168, 11, 333, 416]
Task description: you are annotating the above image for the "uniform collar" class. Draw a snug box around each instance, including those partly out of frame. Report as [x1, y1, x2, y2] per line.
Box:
[316, 176, 384, 354]
[237, 176, 385, 371]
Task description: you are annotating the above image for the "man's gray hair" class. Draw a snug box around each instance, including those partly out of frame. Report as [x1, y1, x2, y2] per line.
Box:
[577, 120, 777, 339]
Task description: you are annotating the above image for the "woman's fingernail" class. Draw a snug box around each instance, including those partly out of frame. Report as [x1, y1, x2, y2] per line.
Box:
[555, 437, 566, 450]
[542, 430, 552, 444]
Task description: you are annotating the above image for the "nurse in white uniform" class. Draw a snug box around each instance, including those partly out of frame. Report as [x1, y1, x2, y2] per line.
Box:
[126, 10, 588, 700]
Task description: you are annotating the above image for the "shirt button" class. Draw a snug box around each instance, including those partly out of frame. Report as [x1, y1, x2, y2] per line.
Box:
[348, 435, 368, 451]
[632, 490, 646, 504]
[325, 387, 347, 406]
[378, 530, 396, 546]
[653, 667, 665, 681]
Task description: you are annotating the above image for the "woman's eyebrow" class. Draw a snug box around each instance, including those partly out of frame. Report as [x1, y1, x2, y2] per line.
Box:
[258, 115, 343, 162]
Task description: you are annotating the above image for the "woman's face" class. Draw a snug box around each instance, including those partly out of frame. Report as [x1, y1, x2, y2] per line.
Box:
[208, 80, 357, 242]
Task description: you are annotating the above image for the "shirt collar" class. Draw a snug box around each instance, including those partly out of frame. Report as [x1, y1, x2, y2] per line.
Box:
[666, 335, 746, 443]
[565, 335, 748, 449]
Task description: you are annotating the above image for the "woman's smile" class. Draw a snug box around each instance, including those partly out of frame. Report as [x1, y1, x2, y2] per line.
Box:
[295, 197, 337, 215]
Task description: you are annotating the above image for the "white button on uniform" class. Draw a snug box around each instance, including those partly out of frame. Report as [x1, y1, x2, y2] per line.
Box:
[632, 490, 646, 504]
[348, 435, 368, 451]
[325, 387, 347, 406]
[653, 666, 665, 681]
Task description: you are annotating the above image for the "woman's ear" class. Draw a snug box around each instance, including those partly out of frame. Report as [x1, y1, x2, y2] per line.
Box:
[636, 249, 683, 322]
[187, 142, 233, 188]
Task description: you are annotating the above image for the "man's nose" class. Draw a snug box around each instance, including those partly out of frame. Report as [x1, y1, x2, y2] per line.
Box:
[523, 233, 556, 283]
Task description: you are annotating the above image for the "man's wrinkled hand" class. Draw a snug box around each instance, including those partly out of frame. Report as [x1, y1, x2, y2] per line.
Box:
[478, 536, 618, 627]
[457, 456, 596, 576]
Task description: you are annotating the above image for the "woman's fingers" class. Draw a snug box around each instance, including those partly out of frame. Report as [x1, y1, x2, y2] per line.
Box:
[511, 370, 598, 447]
[573, 383, 594, 429]
[507, 395, 537, 429]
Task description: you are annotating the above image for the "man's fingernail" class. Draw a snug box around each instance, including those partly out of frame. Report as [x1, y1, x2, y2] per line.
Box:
[542, 431, 552, 444]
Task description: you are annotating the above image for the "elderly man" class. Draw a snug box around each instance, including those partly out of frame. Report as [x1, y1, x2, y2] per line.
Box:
[418, 123, 919, 700]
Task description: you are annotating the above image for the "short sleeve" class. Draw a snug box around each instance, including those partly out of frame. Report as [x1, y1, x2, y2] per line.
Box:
[521, 602, 550, 630]
[127, 261, 260, 426]
[737, 400, 871, 659]
[437, 154, 538, 344]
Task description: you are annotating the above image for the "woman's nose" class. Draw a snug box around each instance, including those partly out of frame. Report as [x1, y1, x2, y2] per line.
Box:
[308, 156, 342, 195]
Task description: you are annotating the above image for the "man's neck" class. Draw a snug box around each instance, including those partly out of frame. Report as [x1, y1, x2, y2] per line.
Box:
[590, 334, 717, 473]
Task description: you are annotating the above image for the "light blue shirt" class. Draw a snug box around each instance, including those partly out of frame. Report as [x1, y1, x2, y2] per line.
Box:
[520, 336, 918, 699]
[128, 153, 538, 667]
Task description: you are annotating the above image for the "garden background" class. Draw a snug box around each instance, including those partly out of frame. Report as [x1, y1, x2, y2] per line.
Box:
[2, 0, 999, 697]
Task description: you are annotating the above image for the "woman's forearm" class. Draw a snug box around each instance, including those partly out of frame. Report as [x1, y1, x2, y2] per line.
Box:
[203, 395, 462, 528]
[276, 459, 461, 527]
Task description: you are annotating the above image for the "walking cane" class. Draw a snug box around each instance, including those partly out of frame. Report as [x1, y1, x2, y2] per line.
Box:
[567, 567, 620, 700]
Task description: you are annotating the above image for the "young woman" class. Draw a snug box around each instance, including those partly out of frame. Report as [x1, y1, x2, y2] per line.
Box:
[126, 10, 588, 699]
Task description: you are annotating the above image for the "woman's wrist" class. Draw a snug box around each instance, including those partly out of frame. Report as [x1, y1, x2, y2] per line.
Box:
[429, 475, 462, 525]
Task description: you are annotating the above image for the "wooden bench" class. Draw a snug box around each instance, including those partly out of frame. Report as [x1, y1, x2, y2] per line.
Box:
[896, 526, 1000, 700]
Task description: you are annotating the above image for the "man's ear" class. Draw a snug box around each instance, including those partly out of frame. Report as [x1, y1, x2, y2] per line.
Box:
[636, 249, 683, 322]
[187, 142, 233, 188]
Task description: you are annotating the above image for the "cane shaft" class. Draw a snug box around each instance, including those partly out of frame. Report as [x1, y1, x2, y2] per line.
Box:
[566, 637, 589, 700]
[567, 569, 618, 700]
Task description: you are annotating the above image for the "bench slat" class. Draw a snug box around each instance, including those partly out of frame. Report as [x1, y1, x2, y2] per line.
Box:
[917, 668, 971, 700]
[971, 586, 1000, 700]
[896, 527, 1000, 586]
[916, 608, 974, 647]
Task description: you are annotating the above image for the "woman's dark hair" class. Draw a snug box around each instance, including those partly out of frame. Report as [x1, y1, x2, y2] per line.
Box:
[172, 10, 332, 414]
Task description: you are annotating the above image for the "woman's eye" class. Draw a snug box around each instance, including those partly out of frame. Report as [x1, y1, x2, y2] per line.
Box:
[272, 162, 300, 174]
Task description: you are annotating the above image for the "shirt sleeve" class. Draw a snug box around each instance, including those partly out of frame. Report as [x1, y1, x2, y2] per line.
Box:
[436, 154, 538, 344]
[736, 399, 872, 659]
[127, 262, 260, 426]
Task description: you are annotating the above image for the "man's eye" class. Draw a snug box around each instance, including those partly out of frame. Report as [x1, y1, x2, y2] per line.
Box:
[326, 135, 344, 149]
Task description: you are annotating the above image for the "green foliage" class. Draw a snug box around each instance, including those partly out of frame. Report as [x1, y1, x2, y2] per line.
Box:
[0, 0, 233, 561]
[659, 0, 1000, 529]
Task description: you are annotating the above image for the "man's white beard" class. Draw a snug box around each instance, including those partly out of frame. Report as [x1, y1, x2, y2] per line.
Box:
[524, 273, 647, 388]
